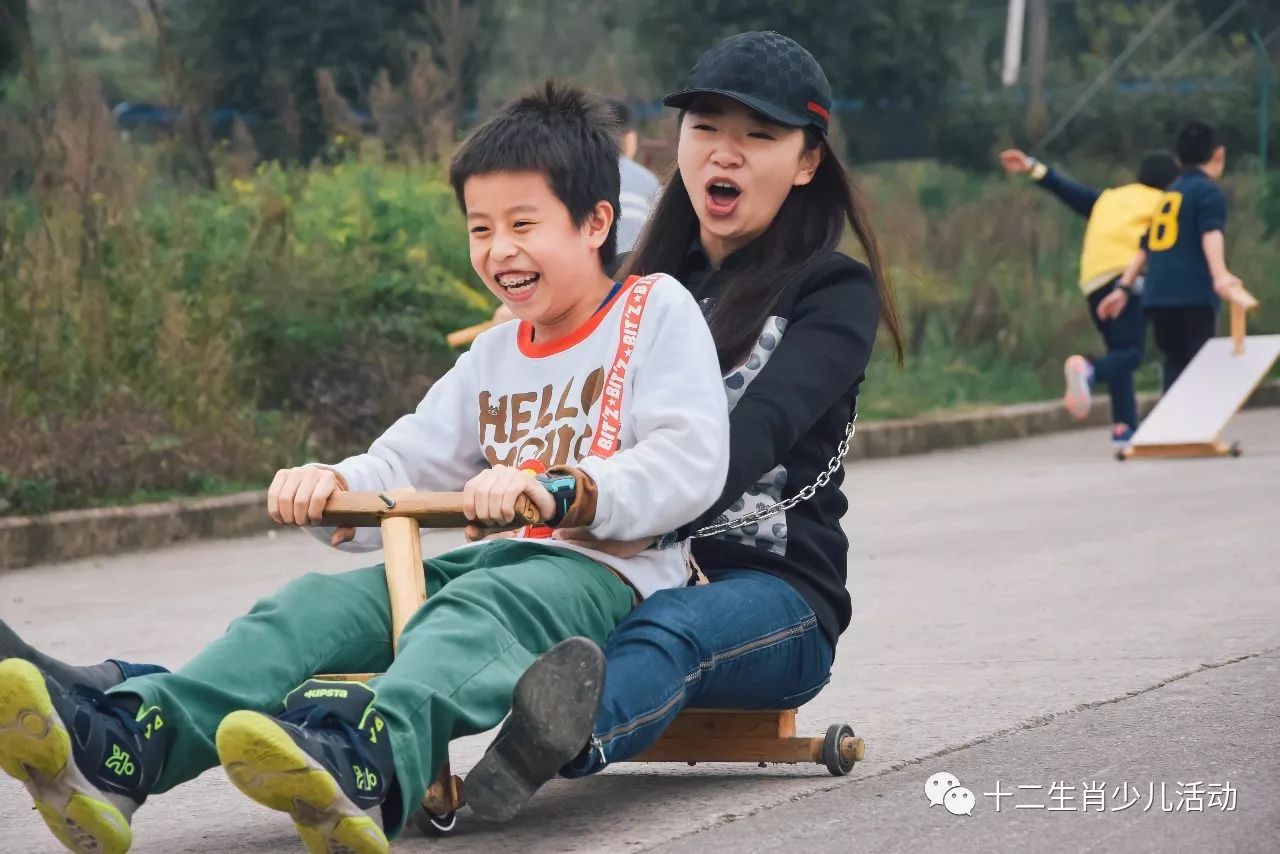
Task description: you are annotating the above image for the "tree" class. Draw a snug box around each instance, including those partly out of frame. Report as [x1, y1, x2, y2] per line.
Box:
[627, 0, 968, 161]
[0, 0, 32, 89]
[165, 0, 497, 159]
[630, 1, 967, 108]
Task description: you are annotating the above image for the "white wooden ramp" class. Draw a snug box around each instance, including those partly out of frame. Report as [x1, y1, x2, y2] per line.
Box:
[1125, 286, 1280, 460]
[1125, 335, 1280, 458]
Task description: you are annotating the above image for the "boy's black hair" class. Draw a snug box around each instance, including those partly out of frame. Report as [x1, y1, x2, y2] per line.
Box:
[449, 81, 621, 266]
[1136, 150, 1179, 189]
[1175, 121, 1220, 167]
[606, 98, 634, 132]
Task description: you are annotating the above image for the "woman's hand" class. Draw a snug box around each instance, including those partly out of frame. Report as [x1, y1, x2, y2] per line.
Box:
[552, 526, 656, 558]
[463, 465, 556, 541]
[267, 466, 354, 547]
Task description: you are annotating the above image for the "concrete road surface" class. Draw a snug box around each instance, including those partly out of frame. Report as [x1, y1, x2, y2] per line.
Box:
[2, 410, 1277, 854]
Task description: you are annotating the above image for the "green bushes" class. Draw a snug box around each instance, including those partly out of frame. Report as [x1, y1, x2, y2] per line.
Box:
[857, 160, 1280, 419]
[0, 149, 494, 514]
[2, 136, 1277, 514]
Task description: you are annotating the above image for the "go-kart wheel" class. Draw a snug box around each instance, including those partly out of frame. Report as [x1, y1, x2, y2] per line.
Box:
[414, 809, 457, 836]
[823, 723, 856, 777]
[1229, 442, 1243, 458]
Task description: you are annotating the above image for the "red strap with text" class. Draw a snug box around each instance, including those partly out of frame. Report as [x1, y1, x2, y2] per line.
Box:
[520, 274, 660, 538]
[587, 274, 660, 459]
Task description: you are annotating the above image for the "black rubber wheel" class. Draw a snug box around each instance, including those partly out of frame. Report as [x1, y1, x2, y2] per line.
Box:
[414, 809, 457, 836]
[1230, 442, 1243, 458]
[823, 723, 856, 777]
[1115, 449, 1127, 462]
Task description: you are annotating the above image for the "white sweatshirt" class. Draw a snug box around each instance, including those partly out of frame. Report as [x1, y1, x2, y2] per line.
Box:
[312, 273, 729, 598]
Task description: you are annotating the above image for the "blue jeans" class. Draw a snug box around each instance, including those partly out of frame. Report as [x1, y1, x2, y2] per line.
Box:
[1086, 280, 1147, 431]
[562, 568, 835, 777]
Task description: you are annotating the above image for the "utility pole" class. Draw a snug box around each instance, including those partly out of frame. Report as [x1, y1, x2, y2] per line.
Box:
[1001, 0, 1027, 86]
[1025, 0, 1048, 144]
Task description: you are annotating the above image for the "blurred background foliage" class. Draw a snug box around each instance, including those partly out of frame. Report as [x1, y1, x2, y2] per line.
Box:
[1, 0, 1276, 512]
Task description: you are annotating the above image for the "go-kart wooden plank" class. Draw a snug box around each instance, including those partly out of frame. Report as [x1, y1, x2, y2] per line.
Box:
[654, 709, 797, 740]
[629, 737, 815, 764]
[628, 734, 866, 765]
[425, 771, 465, 814]
[1124, 441, 1232, 459]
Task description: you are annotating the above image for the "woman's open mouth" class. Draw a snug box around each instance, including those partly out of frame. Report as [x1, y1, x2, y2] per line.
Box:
[705, 178, 742, 217]
[495, 271, 540, 302]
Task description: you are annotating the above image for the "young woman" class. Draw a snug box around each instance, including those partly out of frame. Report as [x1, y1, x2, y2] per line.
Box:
[0, 30, 906, 828]
[462, 30, 905, 819]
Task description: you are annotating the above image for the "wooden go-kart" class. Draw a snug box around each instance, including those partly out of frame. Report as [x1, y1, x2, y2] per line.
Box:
[1120, 285, 1279, 461]
[313, 489, 866, 834]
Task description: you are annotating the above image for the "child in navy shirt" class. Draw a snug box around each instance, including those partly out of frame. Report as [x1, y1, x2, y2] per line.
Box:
[1100, 121, 1242, 390]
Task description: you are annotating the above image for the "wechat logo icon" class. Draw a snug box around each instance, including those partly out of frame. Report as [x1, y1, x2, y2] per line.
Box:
[925, 771, 975, 816]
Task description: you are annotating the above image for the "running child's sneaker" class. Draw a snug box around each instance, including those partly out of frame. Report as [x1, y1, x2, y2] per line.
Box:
[216, 680, 395, 854]
[0, 658, 169, 854]
[465, 637, 605, 823]
[1111, 424, 1135, 447]
[1063, 355, 1094, 421]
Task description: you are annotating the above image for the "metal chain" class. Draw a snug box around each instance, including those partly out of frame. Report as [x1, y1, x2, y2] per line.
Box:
[692, 414, 857, 539]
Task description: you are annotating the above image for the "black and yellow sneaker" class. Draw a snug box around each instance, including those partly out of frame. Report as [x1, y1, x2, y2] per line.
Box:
[0, 658, 169, 854]
[465, 637, 606, 823]
[216, 679, 396, 854]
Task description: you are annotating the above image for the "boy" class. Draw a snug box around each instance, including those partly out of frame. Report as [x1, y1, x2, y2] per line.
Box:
[1099, 121, 1242, 391]
[487, 97, 659, 329]
[0, 82, 729, 854]
[1001, 148, 1179, 444]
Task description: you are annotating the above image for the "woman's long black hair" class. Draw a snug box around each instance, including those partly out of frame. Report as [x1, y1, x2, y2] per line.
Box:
[621, 127, 905, 373]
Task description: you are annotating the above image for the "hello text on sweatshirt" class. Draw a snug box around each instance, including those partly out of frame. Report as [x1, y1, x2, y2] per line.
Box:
[313, 274, 730, 598]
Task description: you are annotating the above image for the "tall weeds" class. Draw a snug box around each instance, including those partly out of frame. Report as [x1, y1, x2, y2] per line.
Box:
[3, 84, 1277, 512]
[856, 160, 1280, 418]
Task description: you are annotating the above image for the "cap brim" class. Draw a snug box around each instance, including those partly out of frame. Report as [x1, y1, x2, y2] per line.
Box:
[662, 88, 817, 130]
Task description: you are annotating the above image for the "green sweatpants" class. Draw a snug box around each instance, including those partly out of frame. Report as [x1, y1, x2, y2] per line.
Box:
[110, 540, 634, 836]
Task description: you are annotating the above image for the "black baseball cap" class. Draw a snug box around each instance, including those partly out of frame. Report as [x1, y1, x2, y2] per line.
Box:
[663, 31, 833, 136]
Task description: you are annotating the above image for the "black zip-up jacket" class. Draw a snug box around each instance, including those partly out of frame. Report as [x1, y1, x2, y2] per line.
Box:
[656, 242, 881, 647]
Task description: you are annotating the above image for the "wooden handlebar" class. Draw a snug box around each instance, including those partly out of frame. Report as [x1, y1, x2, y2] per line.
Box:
[321, 491, 542, 528]
[1227, 285, 1259, 356]
[446, 321, 496, 349]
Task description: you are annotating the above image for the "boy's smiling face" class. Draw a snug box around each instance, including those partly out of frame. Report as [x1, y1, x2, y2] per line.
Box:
[464, 170, 615, 339]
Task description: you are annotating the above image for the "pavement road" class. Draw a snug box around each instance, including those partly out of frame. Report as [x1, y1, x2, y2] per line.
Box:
[2, 410, 1277, 854]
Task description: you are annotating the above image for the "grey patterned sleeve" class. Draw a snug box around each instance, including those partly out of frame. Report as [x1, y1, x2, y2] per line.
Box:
[677, 256, 879, 538]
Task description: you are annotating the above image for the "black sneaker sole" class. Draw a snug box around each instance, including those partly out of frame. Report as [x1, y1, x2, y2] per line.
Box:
[464, 637, 605, 823]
